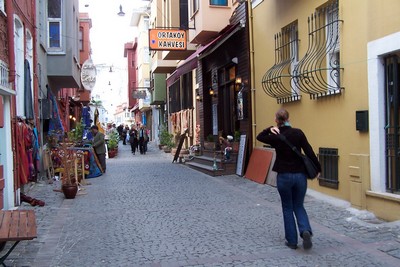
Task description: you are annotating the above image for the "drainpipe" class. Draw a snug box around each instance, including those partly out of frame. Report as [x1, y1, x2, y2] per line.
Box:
[6, 0, 18, 206]
[31, 0, 39, 129]
[6, 0, 16, 84]
[247, 0, 257, 148]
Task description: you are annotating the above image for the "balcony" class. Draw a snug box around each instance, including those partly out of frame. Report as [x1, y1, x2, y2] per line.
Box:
[151, 57, 177, 74]
[162, 43, 197, 61]
[188, 1, 234, 45]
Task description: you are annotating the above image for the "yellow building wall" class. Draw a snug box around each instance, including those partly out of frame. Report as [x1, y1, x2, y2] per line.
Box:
[251, 0, 400, 221]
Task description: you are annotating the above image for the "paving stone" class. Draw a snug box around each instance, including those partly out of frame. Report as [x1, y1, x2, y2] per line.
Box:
[3, 142, 400, 267]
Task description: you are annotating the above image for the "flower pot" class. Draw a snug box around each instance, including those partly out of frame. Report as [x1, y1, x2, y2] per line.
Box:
[232, 142, 239, 152]
[108, 149, 117, 158]
[62, 184, 78, 199]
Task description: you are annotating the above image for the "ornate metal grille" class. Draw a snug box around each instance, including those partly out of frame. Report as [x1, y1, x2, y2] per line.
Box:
[294, 0, 344, 99]
[261, 23, 300, 104]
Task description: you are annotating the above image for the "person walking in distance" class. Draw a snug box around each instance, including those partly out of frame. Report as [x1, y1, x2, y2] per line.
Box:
[138, 125, 148, 154]
[129, 125, 138, 155]
[122, 125, 129, 145]
[256, 108, 321, 250]
[90, 125, 107, 173]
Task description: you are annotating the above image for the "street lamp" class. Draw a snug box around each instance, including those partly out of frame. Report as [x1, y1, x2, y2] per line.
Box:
[117, 5, 125, 16]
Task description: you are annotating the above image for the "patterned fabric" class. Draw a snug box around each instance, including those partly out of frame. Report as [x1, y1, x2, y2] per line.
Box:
[48, 90, 65, 134]
[50, 147, 102, 178]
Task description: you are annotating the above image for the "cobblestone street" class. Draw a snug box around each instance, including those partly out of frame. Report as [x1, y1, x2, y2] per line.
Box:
[5, 142, 400, 267]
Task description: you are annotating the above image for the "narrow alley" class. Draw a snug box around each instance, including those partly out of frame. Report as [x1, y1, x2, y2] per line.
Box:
[5, 142, 400, 267]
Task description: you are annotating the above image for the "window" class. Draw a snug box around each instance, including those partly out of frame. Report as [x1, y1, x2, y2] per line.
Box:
[326, 4, 340, 93]
[283, 23, 299, 96]
[169, 81, 181, 113]
[79, 27, 83, 51]
[47, 0, 62, 50]
[318, 148, 339, 189]
[0, 0, 5, 14]
[294, 0, 343, 98]
[261, 21, 301, 103]
[182, 73, 193, 109]
[0, 60, 9, 90]
[143, 47, 150, 63]
[191, 0, 199, 15]
[210, 0, 228, 6]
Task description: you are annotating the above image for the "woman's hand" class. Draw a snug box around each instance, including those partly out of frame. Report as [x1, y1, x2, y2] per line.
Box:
[270, 127, 280, 135]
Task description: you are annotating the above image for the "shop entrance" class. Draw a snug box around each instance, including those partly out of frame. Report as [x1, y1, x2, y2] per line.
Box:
[217, 66, 239, 138]
[384, 54, 400, 193]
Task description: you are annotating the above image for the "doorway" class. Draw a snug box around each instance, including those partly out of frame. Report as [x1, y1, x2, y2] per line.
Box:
[384, 54, 400, 193]
[217, 66, 239, 138]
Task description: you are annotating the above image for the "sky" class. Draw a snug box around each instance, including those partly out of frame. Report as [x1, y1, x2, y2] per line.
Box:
[79, 0, 142, 68]
[79, 0, 146, 118]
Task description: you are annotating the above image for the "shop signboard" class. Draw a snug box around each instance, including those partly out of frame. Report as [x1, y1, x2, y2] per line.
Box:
[149, 29, 187, 51]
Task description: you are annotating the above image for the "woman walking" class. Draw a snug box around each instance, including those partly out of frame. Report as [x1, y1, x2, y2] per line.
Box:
[256, 108, 321, 250]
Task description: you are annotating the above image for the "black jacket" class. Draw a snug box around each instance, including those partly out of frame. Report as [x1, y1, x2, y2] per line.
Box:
[256, 126, 321, 174]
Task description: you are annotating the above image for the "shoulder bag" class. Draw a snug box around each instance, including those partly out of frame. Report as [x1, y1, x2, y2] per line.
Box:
[279, 135, 319, 179]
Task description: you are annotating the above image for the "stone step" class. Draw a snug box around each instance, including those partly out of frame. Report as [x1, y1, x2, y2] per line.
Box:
[185, 161, 224, 176]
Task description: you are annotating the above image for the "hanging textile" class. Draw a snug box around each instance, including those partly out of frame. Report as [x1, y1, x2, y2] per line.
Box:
[188, 109, 193, 137]
[32, 126, 40, 176]
[48, 89, 65, 135]
[17, 121, 30, 185]
[170, 113, 177, 133]
[181, 109, 188, 135]
[175, 111, 181, 134]
[93, 107, 99, 126]
[82, 106, 91, 128]
[24, 60, 34, 120]
[96, 121, 105, 134]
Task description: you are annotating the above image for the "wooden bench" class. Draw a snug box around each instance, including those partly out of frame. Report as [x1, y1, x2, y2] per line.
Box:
[0, 210, 37, 266]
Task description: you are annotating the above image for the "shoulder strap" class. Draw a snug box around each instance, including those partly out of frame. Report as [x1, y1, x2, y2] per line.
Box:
[278, 134, 303, 158]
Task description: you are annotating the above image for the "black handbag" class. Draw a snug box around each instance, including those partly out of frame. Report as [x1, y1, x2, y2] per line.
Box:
[279, 135, 319, 179]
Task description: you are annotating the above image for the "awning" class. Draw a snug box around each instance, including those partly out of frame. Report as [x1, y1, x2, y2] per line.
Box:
[198, 23, 242, 59]
[166, 40, 218, 87]
[130, 103, 139, 112]
[166, 23, 242, 87]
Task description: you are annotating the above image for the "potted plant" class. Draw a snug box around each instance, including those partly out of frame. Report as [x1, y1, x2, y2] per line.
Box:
[159, 127, 175, 152]
[232, 130, 241, 152]
[234, 130, 241, 142]
[107, 131, 119, 158]
[58, 142, 78, 199]
[163, 139, 175, 153]
[67, 119, 85, 146]
[204, 134, 215, 150]
[159, 127, 173, 148]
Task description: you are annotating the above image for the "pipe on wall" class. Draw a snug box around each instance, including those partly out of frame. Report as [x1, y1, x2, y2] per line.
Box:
[6, 0, 16, 84]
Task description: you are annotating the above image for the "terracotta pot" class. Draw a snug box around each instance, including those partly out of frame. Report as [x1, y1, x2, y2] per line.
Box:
[108, 149, 117, 158]
[62, 184, 78, 199]
[232, 142, 239, 152]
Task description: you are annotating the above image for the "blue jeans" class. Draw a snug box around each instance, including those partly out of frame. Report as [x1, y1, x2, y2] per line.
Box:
[277, 172, 312, 245]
